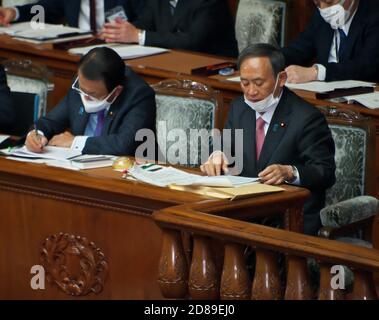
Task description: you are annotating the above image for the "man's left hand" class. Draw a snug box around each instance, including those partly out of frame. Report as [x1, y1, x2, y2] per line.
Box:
[258, 164, 294, 185]
[285, 65, 318, 83]
[100, 19, 139, 43]
[48, 131, 75, 148]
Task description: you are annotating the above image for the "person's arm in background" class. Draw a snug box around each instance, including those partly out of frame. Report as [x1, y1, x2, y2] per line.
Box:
[0, 0, 64, 25]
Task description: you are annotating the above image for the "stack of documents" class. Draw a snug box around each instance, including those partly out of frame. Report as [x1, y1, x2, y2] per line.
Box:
[284, 80, 376, 93]
[126, 164, 284, 200]
[127, 164, 260, 188]
[68, 43, 169, 60]
[340, 92, 379, 109]
[0, 22, 92, 44]
[0, 146, 115, 170]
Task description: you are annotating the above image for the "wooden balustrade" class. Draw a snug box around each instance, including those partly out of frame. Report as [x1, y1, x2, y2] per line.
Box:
[154, 206, 379, 300]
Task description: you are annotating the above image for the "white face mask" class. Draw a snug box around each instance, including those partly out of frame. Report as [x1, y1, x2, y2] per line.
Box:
[244, 75, 281, 113]
[80, 88, 118, 114]
[319, 0, 354, 30]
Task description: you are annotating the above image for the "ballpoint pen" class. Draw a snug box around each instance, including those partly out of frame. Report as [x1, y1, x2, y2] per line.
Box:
[34, 124, 43, 149]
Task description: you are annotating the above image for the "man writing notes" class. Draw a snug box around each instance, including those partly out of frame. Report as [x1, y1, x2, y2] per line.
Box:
[100, 0, 238, 57]
[0, 0, 145, 32]
[283, 0, 379, 83]
[201, 44, 336, 235]
[25, 47, 156, 156]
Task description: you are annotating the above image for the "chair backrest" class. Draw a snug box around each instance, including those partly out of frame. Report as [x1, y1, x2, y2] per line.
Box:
[3, 60, 52, 120]
[152, 79, 222, 168]
[7, 91, 39, 136]
[235, 0, 287, 53]
[318, 107, 376, 206]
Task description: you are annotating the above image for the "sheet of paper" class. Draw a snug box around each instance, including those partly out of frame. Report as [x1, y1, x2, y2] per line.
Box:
[69, 44, 169, 59]
[227, 76, 241, 83]
[0, 135, 9, 144]
[344, 91, 379, 109]
[128, 165, 260, 188]
[285, 80, 376, 93]
[2, 146, 81, 161]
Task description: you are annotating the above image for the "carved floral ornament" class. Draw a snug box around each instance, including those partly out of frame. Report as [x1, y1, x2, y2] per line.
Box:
[41, 233, 108, 296]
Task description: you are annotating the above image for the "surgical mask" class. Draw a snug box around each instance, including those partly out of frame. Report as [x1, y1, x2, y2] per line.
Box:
[71, 77, 119, 113]
[244, 75, 281, 113]
[80, 90, 117, 113]
[319, 0, 354, 29]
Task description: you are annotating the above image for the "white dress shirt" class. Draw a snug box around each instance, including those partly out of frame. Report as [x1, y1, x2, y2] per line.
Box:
[78, 0, 105, 32]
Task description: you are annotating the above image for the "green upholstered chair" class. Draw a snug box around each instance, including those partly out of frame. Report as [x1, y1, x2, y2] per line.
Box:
[4, 59, 52, 120]
[152, 79, 222, 168]
[235, 0, 287, 53]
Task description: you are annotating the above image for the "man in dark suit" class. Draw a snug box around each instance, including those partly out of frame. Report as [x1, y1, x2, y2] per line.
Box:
[100, 0, 238, 57]
[25, 47, 156, 156]
[283, 0, 379, 83]
[0, 0, 145, 31]
[201, 44, 336, 235]
[0, 65, 15, 132]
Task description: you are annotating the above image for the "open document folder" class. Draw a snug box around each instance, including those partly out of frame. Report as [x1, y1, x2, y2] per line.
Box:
[126, 164, 284, 200]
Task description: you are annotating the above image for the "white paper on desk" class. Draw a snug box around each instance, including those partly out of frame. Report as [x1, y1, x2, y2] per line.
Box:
[128, 165, 259, 188]
[69, 43, 169, 59]
[2, 146, 81, 161]
[343, 91, 379, 109]
[285, 80, 376, 93]
[0, 22, 32, 36]
[0, 22, 89, 40]
[227, 76, 241, 82]
[0, 135, 9, 144]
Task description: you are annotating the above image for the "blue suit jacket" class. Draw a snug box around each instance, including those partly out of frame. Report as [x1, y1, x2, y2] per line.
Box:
[36, 67, 156, 156]
[282, 0, 379, 82]
[16, 0, 145, 25]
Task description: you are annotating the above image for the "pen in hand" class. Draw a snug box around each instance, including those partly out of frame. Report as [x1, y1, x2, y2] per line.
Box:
[34, 125, 44, 150]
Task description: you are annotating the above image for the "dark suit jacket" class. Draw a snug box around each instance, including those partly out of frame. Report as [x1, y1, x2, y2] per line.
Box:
[36, 67, 156, 156]
[282, 0, 379, 82]
[133, 0, 238, 58]
[16, 0, 145, 25]
[0, 65, 15, 131]
[224, 88, 336, 235]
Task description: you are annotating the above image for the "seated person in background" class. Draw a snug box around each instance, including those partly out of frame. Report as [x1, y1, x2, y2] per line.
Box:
[100, 0, 239, 58]
[25, 47, 156, 156]
[201, 44, 336, 235]
[282, 0, 379, 83]
[0, 64, 15, 131]
[0, 0, 145, 32]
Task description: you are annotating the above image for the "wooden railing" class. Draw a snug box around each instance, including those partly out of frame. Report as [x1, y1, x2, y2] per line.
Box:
[153, 204, 379, 300]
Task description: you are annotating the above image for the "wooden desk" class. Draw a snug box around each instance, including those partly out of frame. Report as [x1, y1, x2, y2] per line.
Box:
[0, 35, 378, 194]
[0, 157, 308, 299]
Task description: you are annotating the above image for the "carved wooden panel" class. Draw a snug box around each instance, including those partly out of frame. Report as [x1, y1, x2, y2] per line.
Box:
[41, 233, 108, 296]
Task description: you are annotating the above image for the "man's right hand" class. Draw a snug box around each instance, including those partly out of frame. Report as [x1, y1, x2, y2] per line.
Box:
[0, 7, 17, 26]
[25, 130, 48, 153]
[200, 151, 229, 176]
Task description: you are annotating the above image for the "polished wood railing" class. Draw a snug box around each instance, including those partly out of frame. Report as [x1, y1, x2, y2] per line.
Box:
[153, 204, 379, 300]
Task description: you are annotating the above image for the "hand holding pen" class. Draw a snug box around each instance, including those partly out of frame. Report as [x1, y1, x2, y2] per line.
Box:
[25, 125, 48, 153]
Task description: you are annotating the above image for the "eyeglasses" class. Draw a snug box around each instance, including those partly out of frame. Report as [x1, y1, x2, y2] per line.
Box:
[71, 77, 117, 102]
